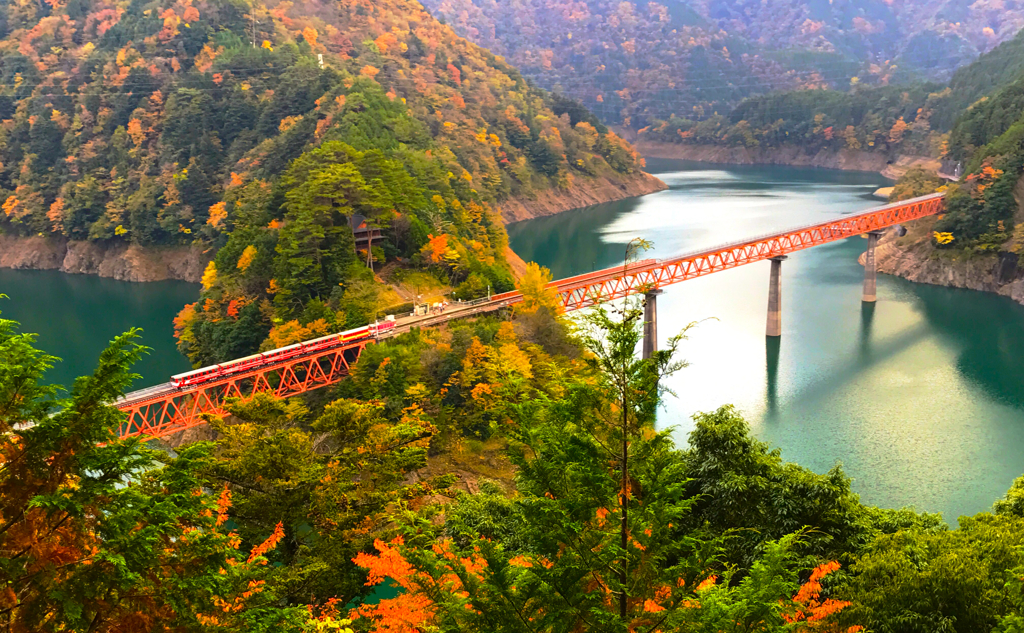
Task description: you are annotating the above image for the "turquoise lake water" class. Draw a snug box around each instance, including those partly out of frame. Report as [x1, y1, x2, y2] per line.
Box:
[509, 158, 1024, 522]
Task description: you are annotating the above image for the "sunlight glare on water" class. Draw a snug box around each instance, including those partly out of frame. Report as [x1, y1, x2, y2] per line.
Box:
[508, 158, 1024, 522]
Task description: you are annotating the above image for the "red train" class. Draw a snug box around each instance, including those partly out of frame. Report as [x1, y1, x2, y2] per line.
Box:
[170, 317, 397, 389]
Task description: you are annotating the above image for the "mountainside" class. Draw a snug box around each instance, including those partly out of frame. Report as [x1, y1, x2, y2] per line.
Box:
[0, 0, 660, 362]
[627, 27, 1024, 179]
[421, 0, 1024, 127]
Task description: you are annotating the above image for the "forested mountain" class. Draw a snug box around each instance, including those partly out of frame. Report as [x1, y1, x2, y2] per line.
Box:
[421, 0, 1024, 126]
[0, 0, 647, 364]
[636, 28, 1024, 167]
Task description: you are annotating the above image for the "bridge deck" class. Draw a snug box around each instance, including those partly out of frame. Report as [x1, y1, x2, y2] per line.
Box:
[117, 192, 944, 439]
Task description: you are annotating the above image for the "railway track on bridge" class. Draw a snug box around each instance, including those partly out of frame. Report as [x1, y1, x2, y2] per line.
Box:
[117, 192, 944, 440]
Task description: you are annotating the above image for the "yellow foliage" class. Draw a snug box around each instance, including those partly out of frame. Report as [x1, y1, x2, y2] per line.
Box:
[262, 40, 273, 50]
[933, 232, 955, 245]
[201, 261, 218, 290]
[236, 245, 258, 271]
[517, 262, 561, 315]
[2, 195, 19, 217]
[263, 319, 331, 351]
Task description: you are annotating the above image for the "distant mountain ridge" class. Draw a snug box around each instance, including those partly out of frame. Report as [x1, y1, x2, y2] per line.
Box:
[421, 0, 1024, 127]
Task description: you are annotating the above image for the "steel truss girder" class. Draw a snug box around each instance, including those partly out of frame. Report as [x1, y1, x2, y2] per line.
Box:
[114, 194, 943, 440]
[547, 194, 944, 311]
[117, 342, 366, 440]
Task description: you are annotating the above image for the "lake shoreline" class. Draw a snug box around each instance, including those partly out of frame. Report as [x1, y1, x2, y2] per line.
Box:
[632, 141, 939, 180]
[0, 234, 212, 283]
[0, 170, 666, 284]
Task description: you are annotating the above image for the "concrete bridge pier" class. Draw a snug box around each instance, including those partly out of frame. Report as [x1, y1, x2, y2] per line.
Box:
[643, 289, 663, 359]
[862, 231, 883, 302]
[766, 256, 787, 337]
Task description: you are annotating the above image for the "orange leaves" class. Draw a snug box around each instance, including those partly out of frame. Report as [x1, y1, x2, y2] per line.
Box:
[695, 575, 717, 592]
[173, 302, 198, 342]
[888, 116, 908, 145]
[229, 172, 245, 188]
[215, 486, 231, 526]
[302, 27, 319, 47]
[207, 201, 228, 228]
[195, 43, 223, 73]
[47, 197, 64, 232]
[2, 195, 20, 217]
[361, 65, 381, 79]
[425, 233, 449, 263]
[375, 32, 398, 54]
[447, 63, 461, 85]
[350, 593, 435, 633]
[127, 118, 145, 146]
[966, 160, 1005, 196]
[353, 537, 416, 588]
[159, 8, 180, 41]
[182, 4, 200, 22]
[247, 521, 285, 563]
[786, 561, 855, 629]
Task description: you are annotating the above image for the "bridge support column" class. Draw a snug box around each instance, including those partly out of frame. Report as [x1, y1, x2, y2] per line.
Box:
[643, 289, 663, 359]
[862, 231, 882, 303]
[766, 256, 787, 338]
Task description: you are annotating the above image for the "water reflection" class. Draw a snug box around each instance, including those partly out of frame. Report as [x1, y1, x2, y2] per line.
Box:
[0, 268, 197, 387]
[510, 159, 1024, 520]
[765, 336, 781, 418]
[913, 283, 1024, 409]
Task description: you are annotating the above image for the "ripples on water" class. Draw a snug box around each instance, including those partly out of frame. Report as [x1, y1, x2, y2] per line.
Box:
[509, 158, 1024, 522]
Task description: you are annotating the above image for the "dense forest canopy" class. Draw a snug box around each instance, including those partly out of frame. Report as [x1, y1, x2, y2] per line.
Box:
[9, 291, 1024, 632]
[421, 0, 1024, 126]
[0, 0, 648, 365]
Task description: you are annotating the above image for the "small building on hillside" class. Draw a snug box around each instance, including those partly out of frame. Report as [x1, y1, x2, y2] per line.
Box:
[349, 214, 383, 250]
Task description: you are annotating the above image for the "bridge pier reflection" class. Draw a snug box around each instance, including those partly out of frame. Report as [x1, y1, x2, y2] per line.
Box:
[766, 256, 787, 337]
[643, 289, 663, 359]
[765, 335, 781, 416]
[863, 230, 883, 302]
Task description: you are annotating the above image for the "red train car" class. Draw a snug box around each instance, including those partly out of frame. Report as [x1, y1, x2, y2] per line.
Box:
[170, 317, 397, 389]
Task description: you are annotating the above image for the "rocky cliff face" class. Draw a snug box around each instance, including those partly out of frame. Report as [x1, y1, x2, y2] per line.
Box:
[0, 235, 210, 283]
[873, 215, 1024, 305]
[633, 141, 939, 180]
[496, 171, 667, 223]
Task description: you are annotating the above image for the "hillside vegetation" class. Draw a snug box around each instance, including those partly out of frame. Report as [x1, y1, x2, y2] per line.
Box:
[0, 0, 648, 364]
[11, 290, 1024, 632]
[423, 0, 1024, 127]
[638, 29, 1024, 162]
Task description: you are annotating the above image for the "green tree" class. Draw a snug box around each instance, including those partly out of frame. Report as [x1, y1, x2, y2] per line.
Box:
[0, 312, 304, 632]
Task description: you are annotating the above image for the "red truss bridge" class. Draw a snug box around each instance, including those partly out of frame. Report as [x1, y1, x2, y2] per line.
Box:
[116, 192, 944, 440]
